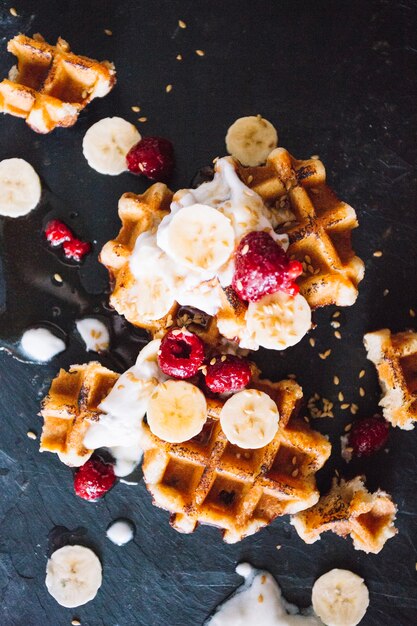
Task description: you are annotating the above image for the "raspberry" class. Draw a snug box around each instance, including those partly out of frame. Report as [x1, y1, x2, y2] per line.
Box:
[45, 219, 72, 246]
[348, 415, 389, 457]
[74, 457, 116, 501]
[232, 231, 303, 302]
[62, 238, 91, 261]
[126, 136, 174, 181]
[205, 355, 252, 394]
[158, 329, 205, 378]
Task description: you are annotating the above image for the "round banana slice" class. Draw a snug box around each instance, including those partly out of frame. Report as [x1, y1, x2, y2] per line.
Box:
[220, 389, 279, 449]
[82, 117, 141, 175]
[312, 569, 369, 626]
[45, 545, 102, 608]
[147, 380, 207, 443]
[225, 115, 278, 166]
[164, 204, 235, 273]
[0, 158, 41, 217]
[133, 273, 175, 321]
[245, 292, 311, 350]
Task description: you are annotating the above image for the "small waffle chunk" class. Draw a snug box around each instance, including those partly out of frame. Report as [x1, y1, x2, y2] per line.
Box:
[364, 329, 417, 429]
[141, 378, 331, 543]
[0, 34, 116, 133]
[40, 362, 119, 466]
[238, 148, 364, 308]
[291, 476, 397, 554]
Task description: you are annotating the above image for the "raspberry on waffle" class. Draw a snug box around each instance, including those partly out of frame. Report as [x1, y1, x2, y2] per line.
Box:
[291, 476, 397, 554]
[0, 34, 116, 133]
[364, 329, 417, 429]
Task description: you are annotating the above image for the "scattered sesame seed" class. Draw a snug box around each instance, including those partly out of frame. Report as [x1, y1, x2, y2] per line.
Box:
[276, 544, 282, 550]
[176, 53, 183, 61]
[201, 366, 207, 376]
[309, 337, 316, 347]
[341, 403, 350, 409]
[221, 355, 227, 362]
[332, 311, 341, 319]
[292, 455, 297, 465]
[350, 404, 358, 415]
[287, 373, 296, 379]
[319, 349, 331, 360]
[291, 468, 299, 477]
[311, 154, 320, 160]
[195, 49, 205, 56]
[359, 387, 365, 397]
[333, 376, 340, 385]
[359, 369, 365, 379]
[258, 593, 264, 603]
[165, 84, 173, 93]
[53, 273, 63, 283]
[334, 330, 342, 340]
[104, 29, 112, 36]
[338, 392, 344, 402]
[383, 289, 389, 296]
[247, 174, 254, 184]
[9, 7, 18, 16]
[304, 416, 310, 423]
[131, 105, 140, 112]
[241, 244, 249, 255]
[331, 320, 341, 329]
[344, 423, 352, 432]
[138, 116, 147, 122]
[178, 19, 186, 28]
[410, 309, 416, 318]
[27, 431, 37, 440]
[335, 469, 340, 477]
[209, 358, 216, 366]
[373, 250, 383, 257]
[236, 280, 243, 290]
[71, 620, 81, 626]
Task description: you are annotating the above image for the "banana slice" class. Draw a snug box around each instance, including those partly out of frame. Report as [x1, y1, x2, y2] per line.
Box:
[45, 545, 102, 608]
[220, 389, 279, 449]
[82, 117, 141, 175]
[133, 273, 175, 321]
[162, 204, 235, 273]
[147, 380, 207, 443]
[245, 292, 311, 350]
[225, 115, 278, 166]
[312, 569, 369, 626]
[0, 158, 41, 217]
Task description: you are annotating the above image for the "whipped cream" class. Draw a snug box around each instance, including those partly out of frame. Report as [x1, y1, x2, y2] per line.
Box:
[20, 327, 66, 362]
[76, 318, 110, 352]
[84, 340, 165, 476]
[106, 519, 135, 546]
[207, 563, 321, 626]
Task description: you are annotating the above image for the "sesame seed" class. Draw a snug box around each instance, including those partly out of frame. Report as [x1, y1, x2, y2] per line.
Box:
[276, 544, 282, 550]
[258, 594, 264, 603]
[344, 423, 352, 432]
[247, 175, 254, 184]
[71, 620, 81, 626]
[131, 106, 140, 112]
[241, 244, 249, 255]
[220, 355, 227, 362]
[304, 255, 311, 264]
[172, 329, 182, 336]
[165, 84, 173, 93]
[53, 273, 63, 283]
[292, 455, 297, 465]
[176, 53, 183, 61]
[359, 387, 365, 397]
[104, 29, 112, 36]
[335, 469, 340, 477]
[341, 403, 350, 409]
[334, 330, 342, 339]
[309, 337, 316, 347]
[333, 376, 340, 385]
[178, 19, 187, 28]
[373, 250, 383, 257]
[359, 369, 365, 378]
[27, 431, 37, 440]
[291, 468, 299, 477]
[350, 404, 358, 415]
[9, 7, 18, 16]
[236, 280, 243, 290]
[138, 116, 148, 122]
[319, 349, 331, 360]
[287, 373, 297, 379]
[210, 358, 216, 365]
[201, 366, 207, 376]
[311, 154, 320, 160]
[195, 49, 205, 56]
[331, 320, 341, 329]
[338, 392, 344, 402]
[410, 309, 416, 318]
[332, 311, 340, 318]
[304, 416, 310, 423]
[383, 289, 389, 296]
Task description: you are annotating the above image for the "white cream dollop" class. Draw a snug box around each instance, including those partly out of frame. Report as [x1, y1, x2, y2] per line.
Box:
[206, 564, 321, 626]
[20, 327, 66, 362]
[106, 519, 135, 546]
[84, 340, 165, 476]
[76, 318, 110, 352]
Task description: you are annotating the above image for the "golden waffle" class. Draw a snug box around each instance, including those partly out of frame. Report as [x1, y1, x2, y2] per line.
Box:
[291, 476, 397, 554]
[100, 185, 221, 346]
[40, 362, 119, 466]
[141, 377, 331, 543]
[0, 34, 116, 133]
[364, 329, 417, 429]
[238, 148, 365, 308]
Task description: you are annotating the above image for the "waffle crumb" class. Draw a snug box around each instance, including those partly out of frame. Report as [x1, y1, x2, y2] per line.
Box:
[138, 117, 148, 122]
[131, 106, 140, 112]
[165, 84, 173, 93]
[104, 29, 112, 36]
[9, 7, 18, 16]
[195, 49, 205, 56]
[27, 431, 37, 440]
[350, 403, 359, 415]
[373, 250, 383, 257]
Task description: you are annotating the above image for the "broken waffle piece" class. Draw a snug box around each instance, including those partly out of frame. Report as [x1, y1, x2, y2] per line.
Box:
[0, 34, 116, 133]
[291, 476, 397, 554]
[364, 329, 417, 429]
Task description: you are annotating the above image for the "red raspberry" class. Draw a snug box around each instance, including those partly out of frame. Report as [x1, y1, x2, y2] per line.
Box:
[74, 457, 116, 501]
[62, 238, 91, 261]
[205, 355, 252, 394]
[158, 329, 205, 378]
[348, 415, 389, 457]
[45, 219, 73, 246]
[232, 231, 303, 302]
[126, 136, 174, 181]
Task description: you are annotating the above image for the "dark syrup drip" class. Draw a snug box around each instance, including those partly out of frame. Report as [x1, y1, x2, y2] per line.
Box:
[0, 186, 148, 372]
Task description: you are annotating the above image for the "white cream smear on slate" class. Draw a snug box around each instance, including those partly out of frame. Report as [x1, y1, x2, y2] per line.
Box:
[76, 318, 110, 352]
[20, 327, 66, 362]
[84, 340, 166, 476]
[207, 563, 322, 626]
[128, 157, 311, 349]
[106, 519, 135, 545]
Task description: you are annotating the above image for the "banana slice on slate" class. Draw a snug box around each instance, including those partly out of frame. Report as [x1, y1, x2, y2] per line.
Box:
[82, 116, 141, 175]
[0, 158, 41, 217]
[146, 379, 207, 443]
[225, 115, 278, 166]
[163, 204, 235, 273]
[220, 388, 279, 449]
[312, 569, 370, 626]
[245, 291, 311, 350]
[45, 545, 102, 608]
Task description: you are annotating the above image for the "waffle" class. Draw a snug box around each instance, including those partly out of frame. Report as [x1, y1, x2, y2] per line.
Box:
[0, 34, 116, 133]
[291, 476, 397, 554]
[364, 329, 417, 429]
[40, 362, 119, 467]
[238, 148, 364, 308]
[141, 377, 331, 543]
[100, 185, 221, 346]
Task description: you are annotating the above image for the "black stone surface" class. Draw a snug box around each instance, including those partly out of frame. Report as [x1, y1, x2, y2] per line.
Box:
[1, 1, 417, 624]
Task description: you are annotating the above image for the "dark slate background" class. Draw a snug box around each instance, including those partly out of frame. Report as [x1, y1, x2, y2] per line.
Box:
[0, 1, 417, 624]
